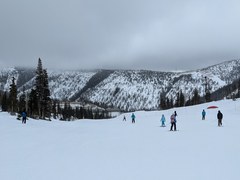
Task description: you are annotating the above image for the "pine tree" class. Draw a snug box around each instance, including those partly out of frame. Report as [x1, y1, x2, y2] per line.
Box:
[28, 89, 38, 118]
[85, 107, 93, 119]
[179, 91, 185, 107]
[62, 101, 71, 120]
[57, 101, 61, 118]
[170, 96, 174, 108]
[166, 97, 170, 109]
[80, 106, 84, 119]
[205, 91, 211, 102]
[42, 69, 51, 119]
[94, 109, 99, 119]
[18, 92, 26, 112]
[52, 100, 57, 119]
[1, 91, 8, 111]
[35, 58, 44, 118]
[88, 108, 93, 119]
[0, 90, 2, 107]
[35, 58, 51, 119]
[9, 77, 18, 114]
[103, 110, 111, 119]
[192, 88, 200, 105]
[204, 76, 211, 102]
[175, 92, 180, 107]
[238, 78, 240, 98]
[160, 92, 166, 110]
[185, 96, 191, 106]
[75, 106, 80, 119]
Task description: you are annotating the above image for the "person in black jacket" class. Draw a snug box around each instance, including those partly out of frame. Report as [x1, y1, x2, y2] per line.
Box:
[174, 111, 177, 117]
[217, 110, 223, 127]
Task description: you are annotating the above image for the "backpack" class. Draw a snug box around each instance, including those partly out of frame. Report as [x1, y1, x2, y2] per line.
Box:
[170, 114, 175, 123]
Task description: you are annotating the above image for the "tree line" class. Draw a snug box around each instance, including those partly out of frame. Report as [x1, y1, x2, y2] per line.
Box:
[160, 78, 240, 110]
[0, 58, 111, 120]
[160, 88, 212, 110]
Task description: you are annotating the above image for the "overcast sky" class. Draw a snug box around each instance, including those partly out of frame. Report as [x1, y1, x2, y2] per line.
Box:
[1, 0, 240, 71]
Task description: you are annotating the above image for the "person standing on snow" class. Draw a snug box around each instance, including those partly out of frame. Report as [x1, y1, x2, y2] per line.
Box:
[22, 110, 27, 124]
[131, 113, 136, 123]
[170, 113, 177, 131]
[202, 109, 206, 120]
[123, 115, 126, 121]
[217, 110, 223, 126]
[174, 111, 177, 117]
[161, 114, 166, 127]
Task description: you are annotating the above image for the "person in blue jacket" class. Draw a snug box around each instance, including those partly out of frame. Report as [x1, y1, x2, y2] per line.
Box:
[131, 113, 136, 123]
[202, 109, 206, 120]
[22, 110, 27, 124]
[161, 114, 166, 127]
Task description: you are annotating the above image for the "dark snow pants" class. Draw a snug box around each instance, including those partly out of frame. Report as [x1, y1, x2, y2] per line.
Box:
[22, 117, 26, 124]
[170, 122, 176, 131]
[218, 119, 222, 126]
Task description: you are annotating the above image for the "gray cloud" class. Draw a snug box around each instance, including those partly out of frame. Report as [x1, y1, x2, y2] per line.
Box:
[1, 0, 240, 71]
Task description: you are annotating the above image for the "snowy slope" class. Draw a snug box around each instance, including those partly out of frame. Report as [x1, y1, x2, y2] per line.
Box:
[47, 70, 96, 99]
[0, 68, 19, 91]
[0, 68, 97, 100]
[0, 99, 240, 180]
[83, 70, 175, 110]
[82, 59, 240, 110]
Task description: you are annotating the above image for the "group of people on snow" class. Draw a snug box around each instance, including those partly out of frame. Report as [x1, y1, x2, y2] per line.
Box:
[161, 111, 177, 131]
[124, 109, 224, 130]
[202, 109, 223, 126]
[19, 106, 224, 128]
[123, 113, 135, 123]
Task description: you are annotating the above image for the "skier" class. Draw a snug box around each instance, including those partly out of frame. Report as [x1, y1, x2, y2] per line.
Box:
[217, 110, 223, 127]
[160, 114, 166, 127]
[131, 113, 136, 123]
[170, 113, 177, 131]
[123, 115, 126, 121]
[202, 109, 206, 120]
[22, 110, 27, 124]
[174, 111, 177, 117]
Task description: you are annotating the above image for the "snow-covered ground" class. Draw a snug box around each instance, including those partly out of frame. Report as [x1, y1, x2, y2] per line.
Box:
[1, 99, 240, 180]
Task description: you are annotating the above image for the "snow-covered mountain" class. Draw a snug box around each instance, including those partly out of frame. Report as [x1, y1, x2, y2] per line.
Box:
[0, 59, 240, 111]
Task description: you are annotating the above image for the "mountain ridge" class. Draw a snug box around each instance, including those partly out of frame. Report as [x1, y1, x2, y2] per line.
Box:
[0, 59, 240, 111]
